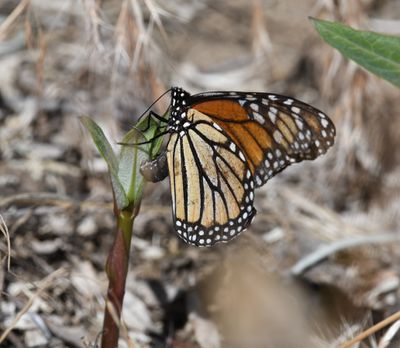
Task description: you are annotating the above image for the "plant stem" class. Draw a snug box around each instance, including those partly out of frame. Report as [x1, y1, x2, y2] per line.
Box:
[101, 209, 135, 348]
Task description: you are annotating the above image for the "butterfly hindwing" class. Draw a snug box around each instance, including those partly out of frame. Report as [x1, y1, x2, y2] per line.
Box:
[166, 108, 256, 246]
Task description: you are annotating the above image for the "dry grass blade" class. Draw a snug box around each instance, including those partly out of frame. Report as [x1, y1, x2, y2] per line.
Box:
[377, 320, 400, 348]
[0, 192, 75, 209]
[80, 0, 106, 51]
[0, 215, 11, 271]
[279, 187, 368, 240]
[291, 233, 400, 276]
[105, 300, 120, 329]
[143, 0, 169, 41]
[339, 311, 400, 348]
[251, 0, 273, 60]
[0, 192, 115, 213]
[0, 0, 30, 41]
[280, 187, 344, 229]
[0, 268, 67, 344]
[130, 0, 154, 69]
[114, 0, 136, 69]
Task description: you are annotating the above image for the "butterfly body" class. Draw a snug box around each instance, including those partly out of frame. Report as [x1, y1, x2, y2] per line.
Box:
[143, 87, 335, 247]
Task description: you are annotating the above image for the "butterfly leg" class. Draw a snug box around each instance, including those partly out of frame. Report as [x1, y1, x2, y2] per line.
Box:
[141, 111, 168, 133]
[140, 151, 169, 182]
[149, 111, 168, 123]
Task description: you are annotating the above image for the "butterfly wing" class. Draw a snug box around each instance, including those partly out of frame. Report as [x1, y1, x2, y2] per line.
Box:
[190, 91, 335, 187]
[166, 108, 256, 246]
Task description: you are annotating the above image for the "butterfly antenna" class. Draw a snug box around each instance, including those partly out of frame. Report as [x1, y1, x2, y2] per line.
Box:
[136, 88, 172, 123]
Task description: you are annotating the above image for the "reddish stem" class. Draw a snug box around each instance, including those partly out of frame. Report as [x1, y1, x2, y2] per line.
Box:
[101, 209, 134, 348]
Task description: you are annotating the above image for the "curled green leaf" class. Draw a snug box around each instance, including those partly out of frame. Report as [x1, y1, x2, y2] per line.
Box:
[80, 116, 128, 210]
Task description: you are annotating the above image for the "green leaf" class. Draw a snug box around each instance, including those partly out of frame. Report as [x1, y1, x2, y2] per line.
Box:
[311, 18, 400, 87]
[110, 175, 129, 210]
[80, 116, 128, 210]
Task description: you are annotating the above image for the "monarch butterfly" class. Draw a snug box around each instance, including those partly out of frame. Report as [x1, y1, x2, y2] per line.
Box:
[140, 87, 335, 247]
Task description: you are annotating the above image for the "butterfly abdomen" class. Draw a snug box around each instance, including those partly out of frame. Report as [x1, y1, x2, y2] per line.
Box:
[140, 152, 168, 183]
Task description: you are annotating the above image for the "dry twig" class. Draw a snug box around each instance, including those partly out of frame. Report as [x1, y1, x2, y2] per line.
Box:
[340, 311, 400, 348]
[0, 0, 30, 41]
[0, 215, 11, 271]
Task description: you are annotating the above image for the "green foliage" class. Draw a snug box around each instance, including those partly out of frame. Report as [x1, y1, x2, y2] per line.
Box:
[80, 111, 168, 211]
[311, 18, 400, 87]
[80, 116, 129, 210]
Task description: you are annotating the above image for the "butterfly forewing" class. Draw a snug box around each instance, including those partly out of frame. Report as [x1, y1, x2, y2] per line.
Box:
[166, 108, 256, 246]
[191, 91, 335, 187]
